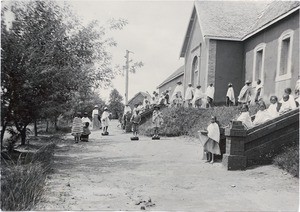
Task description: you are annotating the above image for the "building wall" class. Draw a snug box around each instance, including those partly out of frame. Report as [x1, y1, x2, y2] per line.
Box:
[244, 11, 299, 101]
[158, 74, 184, 95]
[214, 40, 244, 103]
[128, 93, 146, 110]
[184, 14, 208, 95]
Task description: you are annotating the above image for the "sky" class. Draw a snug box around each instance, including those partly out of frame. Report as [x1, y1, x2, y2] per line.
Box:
[70, 0, 194, 102]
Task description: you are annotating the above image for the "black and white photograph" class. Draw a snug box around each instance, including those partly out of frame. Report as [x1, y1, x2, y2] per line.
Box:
[1, 0, 299, 211]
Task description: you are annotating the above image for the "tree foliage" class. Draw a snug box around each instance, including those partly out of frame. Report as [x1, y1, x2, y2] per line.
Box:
[1, 1, 127, 145]
[108, 89, 124, 119]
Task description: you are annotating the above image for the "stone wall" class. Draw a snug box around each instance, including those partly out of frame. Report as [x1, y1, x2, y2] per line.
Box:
[222, 109, 299, 170]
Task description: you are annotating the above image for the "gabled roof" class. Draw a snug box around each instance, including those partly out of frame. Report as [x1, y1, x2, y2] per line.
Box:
[180, 0, 300, 57]
[128, 91, 151, 104]
[157, 65, 184, 89]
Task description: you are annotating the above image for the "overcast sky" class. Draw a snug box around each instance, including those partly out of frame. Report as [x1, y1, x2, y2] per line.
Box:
[70, 0, 194, 102]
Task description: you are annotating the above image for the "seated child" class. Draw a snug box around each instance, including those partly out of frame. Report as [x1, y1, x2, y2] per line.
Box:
[199, 116, 221, 164]
[152, 105, 163, 138]
[253, 101, 272, 126]
[236, 104, 253, 129]
[279, 94, 295, 114]
[267, 96, 281, 118]
[280, 88, 297, 110]
[130, 110, 141, 138]
[81, 122, 91, 142]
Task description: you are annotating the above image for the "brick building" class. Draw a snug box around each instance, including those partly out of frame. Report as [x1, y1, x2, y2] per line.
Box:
[157, 65, 184, 95]
[180, 1, 299, 104]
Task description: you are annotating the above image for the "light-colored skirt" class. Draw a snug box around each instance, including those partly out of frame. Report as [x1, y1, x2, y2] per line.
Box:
[203, 138, 221, 155]
[92, 114, 100, 130]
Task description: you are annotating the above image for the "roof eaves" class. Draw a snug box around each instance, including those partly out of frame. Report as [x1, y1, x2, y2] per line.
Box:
[156, 72, 184, 89]
[179, 4, 197, 58]
[242, 6, 300, 41]
[204, 35, 242, 41]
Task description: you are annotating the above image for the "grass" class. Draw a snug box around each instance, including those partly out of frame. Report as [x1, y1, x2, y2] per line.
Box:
[273, 143, 299, 177]
[139, 105, 259, 137]
[1, 141, 56, 211]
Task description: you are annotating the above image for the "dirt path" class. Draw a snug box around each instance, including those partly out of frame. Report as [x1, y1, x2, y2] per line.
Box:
[35, 120, 299, 211]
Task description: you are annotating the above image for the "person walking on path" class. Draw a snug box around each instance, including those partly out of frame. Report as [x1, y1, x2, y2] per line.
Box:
[130, 109, 141, 138]
[92, 105, 101, 130]
[238, 80, 252, 105]
[152, 105, 163, 139]
[101, 107, 110, 134]
[71, 112, 83, 143]
[185, 83, 194, 107]
[226, 83, 235, 106]
[206, 83, 215, 108]
[199, 116, 221, 164]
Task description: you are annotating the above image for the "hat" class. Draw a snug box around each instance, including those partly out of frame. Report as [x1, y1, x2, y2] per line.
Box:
[245, 80, 251, 84]
[177, 81, 182, 85]
[94, 105, 98, 108]
[84, 112, 88, 115]
[188, 83, 192, 86]
[104, 107, 108, 110]
[196, 85, 201, 88]
[228, 83, 232, 86]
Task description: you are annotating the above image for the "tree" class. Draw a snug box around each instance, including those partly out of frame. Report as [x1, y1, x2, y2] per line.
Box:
[108, 89, 124, 119]
[1, 1, 128, 146]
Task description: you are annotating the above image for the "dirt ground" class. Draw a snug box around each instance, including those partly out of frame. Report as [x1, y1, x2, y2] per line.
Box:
[35, 120, 299, 211]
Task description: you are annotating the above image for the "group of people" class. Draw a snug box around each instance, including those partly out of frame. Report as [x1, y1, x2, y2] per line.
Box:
[71, 106, 111, 142]
[123, 103, 164, 139]
[200, 79, 299, 164]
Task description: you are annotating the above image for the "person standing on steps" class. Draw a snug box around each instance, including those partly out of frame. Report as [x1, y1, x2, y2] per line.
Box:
[206, 83, 215, 108]
[152, 105, 163, 139]
[226, 83, 235, 106]
[238, 80, 252, 105]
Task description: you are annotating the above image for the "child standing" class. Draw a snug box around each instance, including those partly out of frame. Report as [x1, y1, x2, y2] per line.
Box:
[130, 110, 141, 138]
[152, 105, 163, 139]
[101, 107, 110, 134]
[71, 112, 83, 143]
[81, 122, 91, 142]
[200, 116, 221, 164]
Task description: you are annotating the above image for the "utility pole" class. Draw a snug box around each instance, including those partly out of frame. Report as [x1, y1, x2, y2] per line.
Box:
[124, 50, 133, 105]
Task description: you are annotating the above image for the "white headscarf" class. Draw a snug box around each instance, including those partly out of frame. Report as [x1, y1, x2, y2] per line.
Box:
[237, 112, 253, 129]
[207, 122, 220, 143]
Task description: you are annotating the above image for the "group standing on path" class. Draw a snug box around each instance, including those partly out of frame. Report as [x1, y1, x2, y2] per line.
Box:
[71, 105, 111, 143]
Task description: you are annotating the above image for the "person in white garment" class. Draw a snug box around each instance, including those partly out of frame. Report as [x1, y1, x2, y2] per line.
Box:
[192, 85, 205, 108]
[226, 83, 235, 106]
[206, 83, 215, 108]
[279, 93, 296, 114]
[143, 96, 150, 110]
[92, 105, 100, 130]
[238, 80, 252, 105]
[81, 112, 92, 130]
[198, 116, 221, 164]
[171, 81, 184, 103]
[267, 96, 281, 118]
[254, 79, 263, 104]
[294, 76, 300, 106]
[185, 83, 194, 107]
[280, 88, 297, 110]
[101, 107, 110, 134]
[253, 101, 272, 126]
[237, 104, 253, 129]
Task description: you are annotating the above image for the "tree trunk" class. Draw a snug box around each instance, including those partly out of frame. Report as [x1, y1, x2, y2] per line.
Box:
[46, 120, 49, 132]
[20, 126, 27, 146]
[1, 122, 7, 149]
[34, 120, 38, 136]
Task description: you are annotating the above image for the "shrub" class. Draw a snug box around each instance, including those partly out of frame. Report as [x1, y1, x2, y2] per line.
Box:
[139, 105, 259, 137]
[273, 144, 299, 177]
[1, 143, 55, 211]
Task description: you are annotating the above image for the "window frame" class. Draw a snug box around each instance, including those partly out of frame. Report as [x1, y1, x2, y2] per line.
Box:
[252, 43, 266, 87]
[275, 29, 294, 82]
